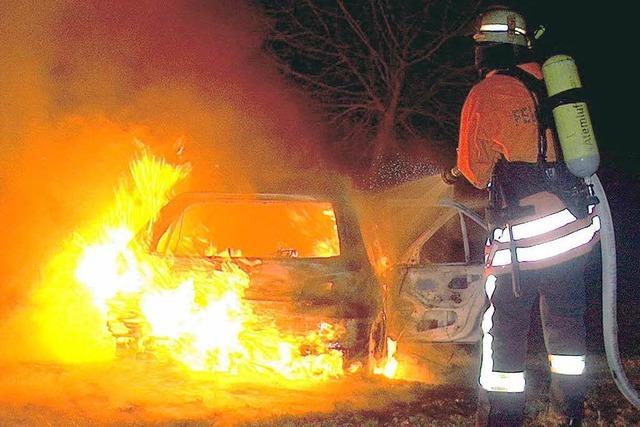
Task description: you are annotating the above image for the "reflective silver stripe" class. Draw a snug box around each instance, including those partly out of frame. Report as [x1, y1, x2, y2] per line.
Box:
[490, 216, 599, 266]
[479, 276, 525, 393]
[549, 354, 586, 375]
[481, 371, 526, 393]
[479, 24, 526, 34]
[480, 275, 497, 389]
[491, 249, 511, 266]
[516, 216, 600, 262]
[495, 205, 595, 242]
[511, 208, 576, 240]
[493, 227, 510, 243]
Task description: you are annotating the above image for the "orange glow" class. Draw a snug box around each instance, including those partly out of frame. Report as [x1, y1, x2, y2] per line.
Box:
[373, 338, 399, 379]
[157, 200, 340, 259]
[32, 146, 345, 382]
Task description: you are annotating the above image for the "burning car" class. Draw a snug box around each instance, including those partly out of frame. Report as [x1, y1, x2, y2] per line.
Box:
[105, 190, 383, 378]
[74, 155, 475, 381]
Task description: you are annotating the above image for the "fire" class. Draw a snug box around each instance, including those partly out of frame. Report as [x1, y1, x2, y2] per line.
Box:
[374, 338, 399, 379]
[36, 145, 346, 381]
[314, 208, 340, 257]
[76, 227, 143, 309]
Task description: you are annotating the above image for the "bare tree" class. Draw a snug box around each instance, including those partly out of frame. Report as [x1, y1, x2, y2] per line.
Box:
[261, 0, 480, 177]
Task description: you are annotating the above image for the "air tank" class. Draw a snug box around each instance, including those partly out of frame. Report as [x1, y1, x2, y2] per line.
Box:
[542, 54, 600, 177]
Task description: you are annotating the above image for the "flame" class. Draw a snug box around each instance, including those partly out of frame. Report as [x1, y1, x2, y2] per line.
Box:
[34, 144, 345, 381]
[373, 338, 399, 379]
[315, 208, 340, 257]
[288, 205, 340, 258]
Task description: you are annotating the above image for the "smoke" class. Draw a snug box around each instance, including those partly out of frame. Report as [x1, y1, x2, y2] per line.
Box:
[0, 0, 329, 354]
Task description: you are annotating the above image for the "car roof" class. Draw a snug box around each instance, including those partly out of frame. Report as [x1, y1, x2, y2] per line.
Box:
[164, 192, 335, 206]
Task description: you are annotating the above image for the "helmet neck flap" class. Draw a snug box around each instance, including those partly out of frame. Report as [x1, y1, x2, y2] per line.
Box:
[475, 42, 532, 76]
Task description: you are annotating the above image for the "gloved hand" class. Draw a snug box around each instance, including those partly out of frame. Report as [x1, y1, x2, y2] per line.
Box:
[441, 166, 461, 185]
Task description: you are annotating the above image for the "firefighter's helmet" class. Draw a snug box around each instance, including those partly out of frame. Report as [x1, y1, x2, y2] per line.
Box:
[473, 7, 527, 47]
[473, 7, 531, 74]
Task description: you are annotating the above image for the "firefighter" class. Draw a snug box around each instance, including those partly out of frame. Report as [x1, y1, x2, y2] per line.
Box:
[452, 6, 601, 426]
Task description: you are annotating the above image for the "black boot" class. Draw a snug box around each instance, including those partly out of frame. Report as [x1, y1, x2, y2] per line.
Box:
[476, 391, 525, 427]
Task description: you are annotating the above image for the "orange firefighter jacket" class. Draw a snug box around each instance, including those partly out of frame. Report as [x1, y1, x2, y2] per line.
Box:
[456, 62, 599, 272]
[457, 62, 556, 189]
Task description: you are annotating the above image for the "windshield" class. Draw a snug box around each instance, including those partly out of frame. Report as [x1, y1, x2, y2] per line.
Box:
[156, 199, 341, 259]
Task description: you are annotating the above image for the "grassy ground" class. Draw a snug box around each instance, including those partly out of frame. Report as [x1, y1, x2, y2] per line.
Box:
[0, 353, 637, 426]
[242, 352, 640, 427]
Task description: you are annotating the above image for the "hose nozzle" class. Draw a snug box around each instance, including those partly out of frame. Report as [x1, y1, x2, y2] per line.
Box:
[442, 166, 461, 185]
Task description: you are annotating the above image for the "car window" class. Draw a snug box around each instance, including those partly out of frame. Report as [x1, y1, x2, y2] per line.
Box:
[419, 212, 465, 264]
[418, 210, 486, 265]
[466, 214, 487, 264]
[157, 200, 341, 258]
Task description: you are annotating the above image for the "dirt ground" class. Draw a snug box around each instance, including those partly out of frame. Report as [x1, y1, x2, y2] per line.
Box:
[0, 351, 638, 427]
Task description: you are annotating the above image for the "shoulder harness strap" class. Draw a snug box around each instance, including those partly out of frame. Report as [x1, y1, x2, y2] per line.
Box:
[494, 67, 552, 165]
[492, 67, 598, 219]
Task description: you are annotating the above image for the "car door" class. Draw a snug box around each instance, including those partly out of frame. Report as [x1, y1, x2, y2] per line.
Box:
[387, 201, 487, 344]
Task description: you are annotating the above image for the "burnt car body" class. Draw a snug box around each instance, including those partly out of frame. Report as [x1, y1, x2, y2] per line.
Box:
[387, 198, 487, 344]
[144, 192, 381, 365]
[353, 176, 488, 371]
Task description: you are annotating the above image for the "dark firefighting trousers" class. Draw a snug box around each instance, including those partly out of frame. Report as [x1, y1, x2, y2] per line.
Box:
[477, 256, 588, 426]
